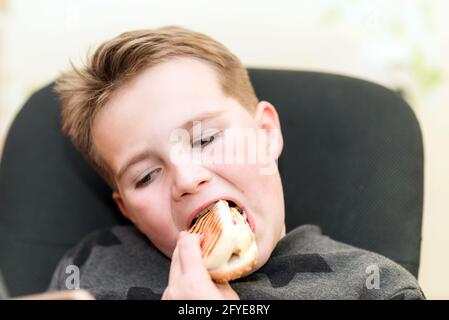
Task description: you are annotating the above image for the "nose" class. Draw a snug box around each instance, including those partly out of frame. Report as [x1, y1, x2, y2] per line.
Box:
[171, 164, 212, 200]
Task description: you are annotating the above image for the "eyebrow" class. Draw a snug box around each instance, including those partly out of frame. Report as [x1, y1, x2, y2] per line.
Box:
[178, 110, 224, 130]
[116, 149, 155, 181]
[116, 110, 224, 181]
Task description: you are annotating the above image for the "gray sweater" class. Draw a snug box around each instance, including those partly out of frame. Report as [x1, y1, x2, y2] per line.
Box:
[48, 224, 425, 300]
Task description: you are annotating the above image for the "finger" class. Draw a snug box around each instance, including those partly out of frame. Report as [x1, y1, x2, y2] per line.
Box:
[177, 232, 208, 277]
[167, 236, 183, 284]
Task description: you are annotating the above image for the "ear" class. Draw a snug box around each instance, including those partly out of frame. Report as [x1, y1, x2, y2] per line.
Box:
[254, 100, 284, 160]
[112, 191, 136, 224]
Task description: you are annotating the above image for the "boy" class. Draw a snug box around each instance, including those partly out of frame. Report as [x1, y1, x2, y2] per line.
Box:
[48, 26, 424, 300]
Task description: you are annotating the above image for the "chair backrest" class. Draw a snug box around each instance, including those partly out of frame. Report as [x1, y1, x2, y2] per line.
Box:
[0, 69, 423, 296]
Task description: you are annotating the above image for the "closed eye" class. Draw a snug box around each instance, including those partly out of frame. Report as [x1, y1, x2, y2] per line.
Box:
[135, 168, 162, 188]
[192, 130, 222, 149]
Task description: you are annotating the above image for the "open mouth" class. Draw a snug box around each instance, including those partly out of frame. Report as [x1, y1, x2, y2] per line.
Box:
[190, 200, 248, 228]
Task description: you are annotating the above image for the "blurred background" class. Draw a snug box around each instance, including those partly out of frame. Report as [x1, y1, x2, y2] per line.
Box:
[0, 0, 447, 298]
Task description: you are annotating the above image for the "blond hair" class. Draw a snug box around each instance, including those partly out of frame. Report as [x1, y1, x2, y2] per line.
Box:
[55, 26, 258, 190]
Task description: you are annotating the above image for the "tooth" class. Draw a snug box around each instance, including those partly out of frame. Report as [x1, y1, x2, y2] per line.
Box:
[195, 203, 215, 221]
[197, 208, 209, 218]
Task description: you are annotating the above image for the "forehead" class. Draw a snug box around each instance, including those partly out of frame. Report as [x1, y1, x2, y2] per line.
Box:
[92, 57, 229, 172]
[108, 56, 224, 115]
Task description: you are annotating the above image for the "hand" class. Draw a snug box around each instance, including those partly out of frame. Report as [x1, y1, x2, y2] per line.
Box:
[161, 231, 239, 300]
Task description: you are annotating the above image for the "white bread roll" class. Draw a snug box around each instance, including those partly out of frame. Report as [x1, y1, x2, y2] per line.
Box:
[188, 200, 258, 282]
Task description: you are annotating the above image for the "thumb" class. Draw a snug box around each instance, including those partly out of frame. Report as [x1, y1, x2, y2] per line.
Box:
[177, 231, 208, 276]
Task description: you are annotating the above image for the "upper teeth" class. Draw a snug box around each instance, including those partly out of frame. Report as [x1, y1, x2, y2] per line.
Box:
[195, 203, 215, 219]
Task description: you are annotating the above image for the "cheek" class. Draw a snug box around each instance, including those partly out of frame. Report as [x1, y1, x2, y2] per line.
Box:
[219, 161, 280, 198]
[218, 161, 284, 220]
[128, 191, 169, 225]
[125, 190, 178, 255]
[126, 190, 157, 217]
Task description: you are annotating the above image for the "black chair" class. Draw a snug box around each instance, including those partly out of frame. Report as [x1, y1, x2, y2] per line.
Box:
[0, 69, 424, 297]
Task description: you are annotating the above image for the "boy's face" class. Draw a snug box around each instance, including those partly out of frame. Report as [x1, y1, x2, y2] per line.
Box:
[92, 57, 285, 273]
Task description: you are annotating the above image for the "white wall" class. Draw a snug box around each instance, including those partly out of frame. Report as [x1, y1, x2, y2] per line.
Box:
[0, 0, 448, 298]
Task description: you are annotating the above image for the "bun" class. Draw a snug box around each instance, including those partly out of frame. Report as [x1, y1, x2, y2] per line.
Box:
[188, 200, 257, 282]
